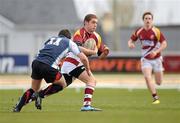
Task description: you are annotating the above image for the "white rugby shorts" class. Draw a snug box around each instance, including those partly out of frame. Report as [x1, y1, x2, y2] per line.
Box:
[141, 56, 164, 72]
[61, 60, 83, 74]
[61, 52, 83, 74]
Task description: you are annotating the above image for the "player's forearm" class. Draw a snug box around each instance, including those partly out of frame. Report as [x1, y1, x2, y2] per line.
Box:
[79, 46, 97, 56]
[81, 57, 90, 72]
[98, 45, 109, 59]
[99, 50, 109, 59]
[128, 39, 133, 45]
[154, 41, 167, 53]
[78, 53, 90, 71]
[99, 53, 107, 59]
[128, 39, 135, 48]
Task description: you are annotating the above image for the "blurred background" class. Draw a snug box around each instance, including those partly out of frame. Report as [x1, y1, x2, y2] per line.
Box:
[0, 0, 179, 89]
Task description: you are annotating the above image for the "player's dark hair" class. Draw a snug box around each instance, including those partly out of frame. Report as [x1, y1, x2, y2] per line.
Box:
[84, 14, 97, 25]
[142, 11, 153, 20]
[58, 29, 71, 39]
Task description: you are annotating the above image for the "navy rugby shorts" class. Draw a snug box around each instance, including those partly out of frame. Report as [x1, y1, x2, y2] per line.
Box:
[31, 60, 62, 83]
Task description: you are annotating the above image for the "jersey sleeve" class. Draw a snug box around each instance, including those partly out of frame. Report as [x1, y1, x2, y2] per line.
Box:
[159, 32, 166, 43]
[69, 40, 81, 55]
[97, 43, 106, 56]
[130, 27, 143, 41]
[130, 31, 138, 41]
[73, 30, 83, 46]
[93, 32, 105, 56]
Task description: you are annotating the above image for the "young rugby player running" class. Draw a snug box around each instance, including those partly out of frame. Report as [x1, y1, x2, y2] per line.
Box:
[128, 12, 167, 104]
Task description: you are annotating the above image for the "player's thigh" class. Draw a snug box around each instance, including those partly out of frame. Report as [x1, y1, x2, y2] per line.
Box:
[43, 66, 67, 87]
[142, 67, 153, 78]
[141, 59, 153, 78]
[153, 58, 164, 72]
[53, 75, 67, 88]
[78, 70, 96, 86]
[45, 69, 67, 87]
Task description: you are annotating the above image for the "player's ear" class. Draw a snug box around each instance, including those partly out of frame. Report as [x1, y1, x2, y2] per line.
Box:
[84, 20, 89, 26]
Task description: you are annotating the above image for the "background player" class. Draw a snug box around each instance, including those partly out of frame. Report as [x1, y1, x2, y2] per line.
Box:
[128, 12, 167, 104]
[13, 29, 90, 112]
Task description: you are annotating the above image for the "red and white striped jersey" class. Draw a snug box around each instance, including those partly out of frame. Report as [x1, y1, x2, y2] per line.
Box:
[130, 26, 166, 59]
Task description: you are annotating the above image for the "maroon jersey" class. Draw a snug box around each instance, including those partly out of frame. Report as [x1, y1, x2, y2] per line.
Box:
[131, 26, 166, 59]
[73, 27, 106, 56]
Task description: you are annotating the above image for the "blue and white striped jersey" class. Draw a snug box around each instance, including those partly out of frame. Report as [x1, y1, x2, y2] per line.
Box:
[36, 35, 81, 69]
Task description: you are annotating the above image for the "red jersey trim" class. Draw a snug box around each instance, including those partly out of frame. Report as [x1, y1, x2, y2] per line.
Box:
[64, 57, 79, 66]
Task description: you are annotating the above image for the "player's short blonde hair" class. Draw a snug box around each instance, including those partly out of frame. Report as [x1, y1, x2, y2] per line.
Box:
[142, 12, 153, 20]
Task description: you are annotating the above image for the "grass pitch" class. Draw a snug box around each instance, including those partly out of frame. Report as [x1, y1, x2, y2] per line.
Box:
[0, 88, 180, 123]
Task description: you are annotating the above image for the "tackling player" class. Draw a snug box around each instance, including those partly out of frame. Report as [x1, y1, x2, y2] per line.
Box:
[128, 12, 167, 104]
[13, 29, 90, 112]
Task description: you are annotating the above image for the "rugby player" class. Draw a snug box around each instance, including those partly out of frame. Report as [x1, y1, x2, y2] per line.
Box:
[128, 12, 167, 104]
[13, 29, 90, 112]
[61, 14, 109, 111]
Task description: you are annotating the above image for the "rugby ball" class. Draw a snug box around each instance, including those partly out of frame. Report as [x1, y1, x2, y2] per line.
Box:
[83, 38, 96, 50]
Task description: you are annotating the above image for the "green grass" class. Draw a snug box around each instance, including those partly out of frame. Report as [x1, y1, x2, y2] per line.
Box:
[0, 89, 180, 123]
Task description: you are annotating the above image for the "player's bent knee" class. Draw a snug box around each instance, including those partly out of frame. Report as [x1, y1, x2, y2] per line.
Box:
[54, 80, 67, 88]
[87, 80, 96, 87]
[54, 75, 67, 88]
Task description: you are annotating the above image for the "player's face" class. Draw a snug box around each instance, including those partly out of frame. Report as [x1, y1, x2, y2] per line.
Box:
[85, 18, 98, 33]
[143, 14, 153, 28]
